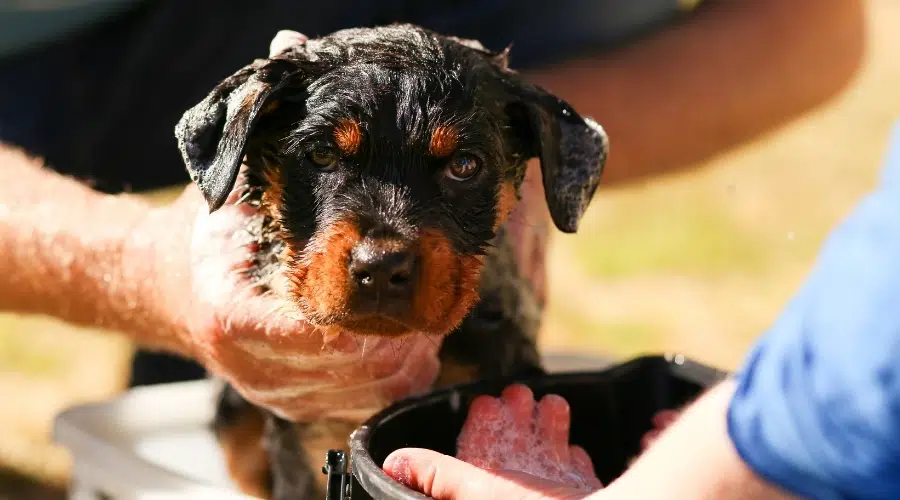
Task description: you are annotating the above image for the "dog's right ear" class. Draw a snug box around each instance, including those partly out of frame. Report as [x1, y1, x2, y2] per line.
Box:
[443, 35, 608, 234]
[175, 58, 303, 213]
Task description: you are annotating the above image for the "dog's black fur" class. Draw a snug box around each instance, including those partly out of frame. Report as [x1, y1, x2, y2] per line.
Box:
[175, 24, 607, 499]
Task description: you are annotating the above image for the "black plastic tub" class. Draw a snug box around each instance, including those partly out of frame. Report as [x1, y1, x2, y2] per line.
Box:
[338, 354, 728, 500]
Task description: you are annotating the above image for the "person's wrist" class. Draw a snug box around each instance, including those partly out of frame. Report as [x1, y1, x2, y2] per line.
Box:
[114, 193, 196, 357]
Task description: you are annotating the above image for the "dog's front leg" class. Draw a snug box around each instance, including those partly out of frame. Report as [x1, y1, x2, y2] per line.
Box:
[266, 415, 359, 500]
[213, 384, 274, 499]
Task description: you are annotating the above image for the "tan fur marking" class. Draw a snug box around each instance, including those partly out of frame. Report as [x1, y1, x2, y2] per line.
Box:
[413, 229, 484, 335]
[435, 361, 480, 388]
[288, 220, 361, 321]
[217, 409, 272, 499]
[240, 88, 261, 111]
[331, 315, 411, 337]
[260, 165, 285, 221]
[428, 126, 459, 157]
[262, 101, 280, 115]
[334, 119, 362, 156]
[494, 181, 518, 231]
[299, 420, 358, 494]
[286, 226, 483, 338]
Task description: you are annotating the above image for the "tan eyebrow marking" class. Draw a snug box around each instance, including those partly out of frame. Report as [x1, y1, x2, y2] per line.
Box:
[262, 100, 280, 115]
[428, 125, 459, 157]
[333, 119, 362, 155]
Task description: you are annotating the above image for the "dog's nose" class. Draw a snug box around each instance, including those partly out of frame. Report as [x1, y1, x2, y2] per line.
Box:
[348, 240, 418, 306]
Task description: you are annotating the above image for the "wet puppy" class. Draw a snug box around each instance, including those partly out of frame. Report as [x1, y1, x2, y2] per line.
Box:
[175, 24, 608, 500]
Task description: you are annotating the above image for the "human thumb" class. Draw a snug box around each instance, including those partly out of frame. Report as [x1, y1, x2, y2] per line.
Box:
[383, 448, 576, 500]
[269, 29, 309, 57]
[383, 448, 497, 500]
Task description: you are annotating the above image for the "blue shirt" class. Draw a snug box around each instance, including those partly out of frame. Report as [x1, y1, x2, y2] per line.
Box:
[728, 120, 900, 499]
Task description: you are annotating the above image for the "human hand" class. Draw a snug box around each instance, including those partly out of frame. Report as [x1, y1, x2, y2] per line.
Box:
[383, 384, 602, 500]
[128, 179, 441, 421]
[640, 409, 682, 451]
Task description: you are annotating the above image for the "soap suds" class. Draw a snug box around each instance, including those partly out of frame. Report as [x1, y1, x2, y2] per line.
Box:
[453, 384, 688, 489]
[455, 384, 602, 490]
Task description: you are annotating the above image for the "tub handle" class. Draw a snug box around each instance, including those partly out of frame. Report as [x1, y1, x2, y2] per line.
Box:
[323, 449, 353, 500]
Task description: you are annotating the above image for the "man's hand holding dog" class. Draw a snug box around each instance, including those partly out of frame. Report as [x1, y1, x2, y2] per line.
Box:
[0, 145, 441, 422]
[133, 181, 442, 422]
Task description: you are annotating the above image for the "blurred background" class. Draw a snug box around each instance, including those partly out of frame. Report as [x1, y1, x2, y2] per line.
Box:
[0, 0, 899, 497]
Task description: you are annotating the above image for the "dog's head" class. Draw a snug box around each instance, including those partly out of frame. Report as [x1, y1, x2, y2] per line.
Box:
[175, 24, 607, 337]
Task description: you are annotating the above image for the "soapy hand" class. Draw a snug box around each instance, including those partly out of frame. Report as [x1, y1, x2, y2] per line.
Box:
[383, 384, 603, 500]
[456, 385, 602, 490]
[382, 384, 687, 500]
[136, 174, 442, 422]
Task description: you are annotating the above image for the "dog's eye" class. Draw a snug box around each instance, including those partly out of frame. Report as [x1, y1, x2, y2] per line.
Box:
[307, 147, 339, 170]
[445, 154, 480, 181]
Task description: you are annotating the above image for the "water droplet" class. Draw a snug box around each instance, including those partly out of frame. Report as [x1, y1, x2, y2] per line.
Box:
[449, 391, 461, 413]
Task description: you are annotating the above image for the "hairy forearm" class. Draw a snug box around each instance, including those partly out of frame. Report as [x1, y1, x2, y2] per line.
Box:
[595, 380, 796, 500]
[0, 145, 190, 355]
[526, 0, 866, 185]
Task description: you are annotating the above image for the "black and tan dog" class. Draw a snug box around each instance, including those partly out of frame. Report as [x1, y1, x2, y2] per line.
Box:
[174, 24, 608, 500]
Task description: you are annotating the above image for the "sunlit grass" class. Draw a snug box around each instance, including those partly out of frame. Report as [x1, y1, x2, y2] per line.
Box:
[545, 302, 667, 359]
[571, 197, 769, 280]
[0, 324, 68, 377]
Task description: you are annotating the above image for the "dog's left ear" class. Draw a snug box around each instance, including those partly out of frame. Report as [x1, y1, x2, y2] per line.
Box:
[175, 58, 303, 213]
[503, 83, 609, 234]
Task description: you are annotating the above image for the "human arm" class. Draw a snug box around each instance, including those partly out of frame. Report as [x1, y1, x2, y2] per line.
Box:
[604, 122, 900, 499]
[526, 0, 866, 185]
[381, 380, 793, 500]
[0, 145, 182, 352]
[715, 121, 900, 498]
[0, 141, 442, 421]
[587, 380, 795, 500]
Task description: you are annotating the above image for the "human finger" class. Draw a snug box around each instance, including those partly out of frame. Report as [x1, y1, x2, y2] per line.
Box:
[536, 394, 572, 462]
[383, 448, 536, 500]
[269, 29, 309, 57]
[569, 446, 603, 489]
[500, 384, 536, 424]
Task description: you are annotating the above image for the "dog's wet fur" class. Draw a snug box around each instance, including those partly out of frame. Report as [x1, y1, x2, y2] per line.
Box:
[175, 24, 608, 499]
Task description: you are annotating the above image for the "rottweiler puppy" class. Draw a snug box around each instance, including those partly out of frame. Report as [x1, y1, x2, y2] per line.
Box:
[174, 24, 608, 500]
